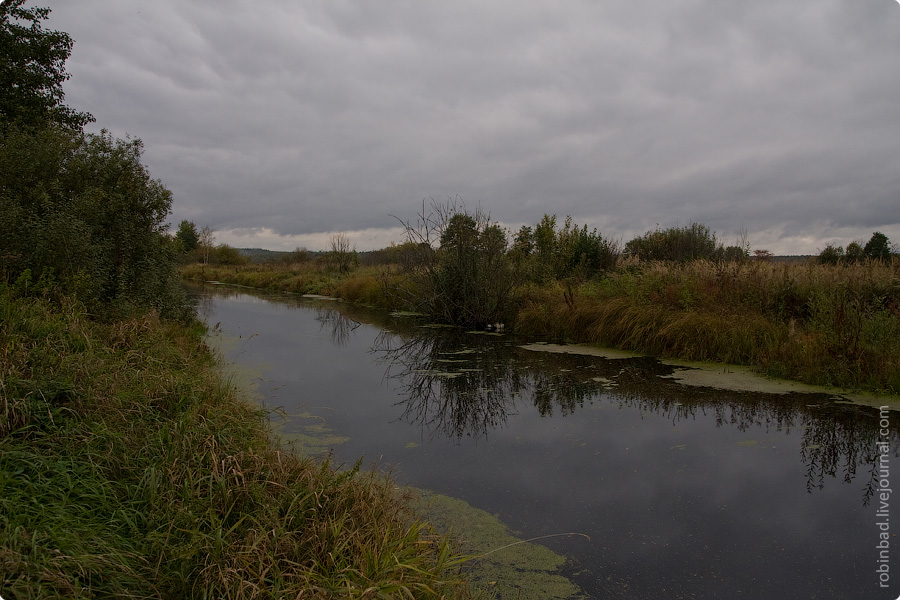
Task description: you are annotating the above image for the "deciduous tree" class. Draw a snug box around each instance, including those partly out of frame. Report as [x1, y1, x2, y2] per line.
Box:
[863, 232, 891, 262]
[0, 0, 93, 129]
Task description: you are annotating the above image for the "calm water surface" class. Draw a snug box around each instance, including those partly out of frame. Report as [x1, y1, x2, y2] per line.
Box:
[193, 283, 899, 600]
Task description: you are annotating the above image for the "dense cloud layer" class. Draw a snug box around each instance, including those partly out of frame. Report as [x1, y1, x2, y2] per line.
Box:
[45, 0, 900, 253]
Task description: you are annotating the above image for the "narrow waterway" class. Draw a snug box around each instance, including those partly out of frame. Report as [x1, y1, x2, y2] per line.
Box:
[192, 283, 899, 599]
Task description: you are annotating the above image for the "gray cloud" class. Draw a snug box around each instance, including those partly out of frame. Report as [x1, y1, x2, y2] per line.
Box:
[46, 0, 900, 252]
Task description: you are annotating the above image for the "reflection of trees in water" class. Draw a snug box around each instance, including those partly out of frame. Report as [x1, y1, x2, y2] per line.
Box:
[314, 306, 360, 347]
[182, 281, 244, 323]
[375, 330, 527, 439]
[373, 325, 900, 502]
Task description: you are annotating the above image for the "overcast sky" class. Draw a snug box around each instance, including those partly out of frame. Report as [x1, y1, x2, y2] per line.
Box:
[41, 0, 900, 254]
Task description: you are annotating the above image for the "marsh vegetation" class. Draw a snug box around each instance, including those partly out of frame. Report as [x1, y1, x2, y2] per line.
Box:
[0, 288, 474, 598]
[183, 202, 900, 396]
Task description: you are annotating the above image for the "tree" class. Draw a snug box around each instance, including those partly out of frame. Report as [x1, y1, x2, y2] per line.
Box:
[0, 126, 188, 318]
[328, 232, 357, 273]
[0, 1, 93, 129]
[562, 220, 619, 277]
[390, 199, 516, 327]
[174, 220, 199, 253]
[844, 241, 865, 263]
[863, 232, 891, 262]
[510, 226, 534, 258]
[198, 226, 214, 264]
[817, 244, 844, 265]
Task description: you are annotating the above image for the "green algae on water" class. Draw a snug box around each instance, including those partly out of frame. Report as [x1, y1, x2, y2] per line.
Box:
[272, 411, 350, 456]
[415, 490, 587, 600]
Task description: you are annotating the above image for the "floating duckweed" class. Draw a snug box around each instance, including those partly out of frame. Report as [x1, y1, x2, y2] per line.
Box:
[415, 490, 586, 600]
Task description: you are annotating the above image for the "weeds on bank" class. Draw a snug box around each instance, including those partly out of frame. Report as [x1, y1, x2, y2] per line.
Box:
[515, 259, 900, 394]
[181, 263, 393, 309]
[0, 286, 471, 598]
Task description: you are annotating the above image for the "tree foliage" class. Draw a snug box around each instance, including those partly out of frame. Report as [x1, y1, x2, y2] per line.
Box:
[0, 1, 93, 129]
[818, 232, 894, 265]
[863, 232, 892, 262]
[174, 219, 199, 253]
[0, 3, 188, 317]
[390, 199, 516, 327]
[514, 214, 619, 280]
[625, 222, 721, 263]
[0, 125, 188, 318]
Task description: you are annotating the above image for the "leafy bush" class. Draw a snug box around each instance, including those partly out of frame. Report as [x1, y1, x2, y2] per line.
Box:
[511, 214, 619, 282]
[0, 125, 189, 318]
[390, 199, 517, 327]
[625, 222, 721, 262]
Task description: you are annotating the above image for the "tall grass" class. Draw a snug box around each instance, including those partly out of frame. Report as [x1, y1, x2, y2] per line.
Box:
[0, 286, 471, 598]
[515, 258, 900, 394]
[181, 262, 394, 309]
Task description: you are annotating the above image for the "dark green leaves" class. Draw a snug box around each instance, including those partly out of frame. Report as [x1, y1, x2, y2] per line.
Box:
[0, 0, 93, 130]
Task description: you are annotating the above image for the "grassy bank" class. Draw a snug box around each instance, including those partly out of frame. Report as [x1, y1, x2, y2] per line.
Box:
[182, 262, 392, 309]
[0, 286, 470, 598]
[514, 259, 900, 394]
[182, 258, 900, 395]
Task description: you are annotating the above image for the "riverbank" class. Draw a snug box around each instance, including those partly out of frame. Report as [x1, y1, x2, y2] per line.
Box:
[181, 258, 900, 396]
[0, 287, 472, 598]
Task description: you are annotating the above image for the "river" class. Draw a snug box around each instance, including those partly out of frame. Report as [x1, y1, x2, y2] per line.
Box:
[191, 282, 899, 599]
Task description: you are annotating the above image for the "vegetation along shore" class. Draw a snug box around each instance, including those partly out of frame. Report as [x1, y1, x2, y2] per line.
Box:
[181, 203, 900, 398]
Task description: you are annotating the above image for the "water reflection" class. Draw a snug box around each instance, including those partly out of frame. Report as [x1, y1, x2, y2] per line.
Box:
[375, 330, 526, 439]
[372, 316, 899, 503]
[315, 307, 360, 347]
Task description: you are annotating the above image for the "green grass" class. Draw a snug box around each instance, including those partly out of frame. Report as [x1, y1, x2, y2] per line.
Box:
[0, 287, 472, 599]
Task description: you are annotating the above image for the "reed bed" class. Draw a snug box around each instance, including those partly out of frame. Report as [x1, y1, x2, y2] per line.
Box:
[0, 287, 471, 598]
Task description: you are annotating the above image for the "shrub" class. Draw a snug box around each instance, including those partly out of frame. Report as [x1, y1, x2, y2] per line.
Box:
[0, 126, 189, 319]
[625, 222, 721, 262]
[390, 199, 517, 327]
